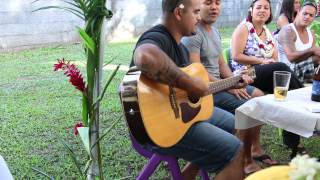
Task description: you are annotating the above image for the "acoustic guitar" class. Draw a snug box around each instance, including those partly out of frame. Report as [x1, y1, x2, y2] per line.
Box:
[119, 63, 255, 148]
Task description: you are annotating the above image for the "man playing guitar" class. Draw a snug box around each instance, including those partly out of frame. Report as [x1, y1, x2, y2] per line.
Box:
[126, 0, 253, 179]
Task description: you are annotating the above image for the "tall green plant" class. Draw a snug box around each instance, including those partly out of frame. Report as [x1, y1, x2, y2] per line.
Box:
[311, 20, 320, 47]
[33, 0, 115, 179]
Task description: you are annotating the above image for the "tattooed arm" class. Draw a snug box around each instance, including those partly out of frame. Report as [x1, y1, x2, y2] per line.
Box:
[279, 25, 315, 63]
[134, 43, 209, 97]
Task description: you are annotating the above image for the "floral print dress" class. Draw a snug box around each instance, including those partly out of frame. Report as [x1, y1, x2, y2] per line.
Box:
[231, 21, 275, 72]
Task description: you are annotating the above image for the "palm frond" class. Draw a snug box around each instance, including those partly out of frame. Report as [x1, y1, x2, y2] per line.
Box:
[32, 6, 84, 20]
[73, 0, 89, 18]
[60, 0, 82, 11]
[77, 27, 96, 53]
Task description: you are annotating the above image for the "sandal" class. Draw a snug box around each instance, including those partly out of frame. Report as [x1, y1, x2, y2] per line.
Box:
[253, 154, 278, 166]
[290, 145, 308, 159]
[297, 146, 307, 154]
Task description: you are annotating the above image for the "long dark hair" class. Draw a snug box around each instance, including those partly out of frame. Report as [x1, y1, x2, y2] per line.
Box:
[247, 0, 273, 24]
[280, 0, 296, 23]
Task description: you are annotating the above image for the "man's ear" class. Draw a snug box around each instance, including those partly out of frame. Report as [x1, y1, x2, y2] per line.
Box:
[173, 8, 183, 21]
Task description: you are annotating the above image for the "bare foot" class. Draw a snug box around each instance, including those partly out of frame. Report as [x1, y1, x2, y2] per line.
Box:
[252, 154, 278, 166]
[181, 162, 199, 180]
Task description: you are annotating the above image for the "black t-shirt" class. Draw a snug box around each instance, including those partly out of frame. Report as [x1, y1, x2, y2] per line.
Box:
[130, 24, 190, 67]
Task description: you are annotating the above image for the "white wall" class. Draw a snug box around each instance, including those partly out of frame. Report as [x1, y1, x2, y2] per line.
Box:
[0, 0, 82, 51]
[0, 0, 280, 51]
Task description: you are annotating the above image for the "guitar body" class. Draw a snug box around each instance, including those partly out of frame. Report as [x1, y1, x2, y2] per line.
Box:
[119, 63, 213, 148]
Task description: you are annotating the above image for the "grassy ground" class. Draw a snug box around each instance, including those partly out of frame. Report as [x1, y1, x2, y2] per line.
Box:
[0, 25, 319, 179]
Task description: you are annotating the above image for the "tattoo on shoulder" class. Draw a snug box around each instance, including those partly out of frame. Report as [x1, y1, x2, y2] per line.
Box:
[279, 26, 297, 51]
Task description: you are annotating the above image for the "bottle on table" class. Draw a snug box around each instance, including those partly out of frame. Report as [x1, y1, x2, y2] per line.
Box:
[311, 65, 320, 102]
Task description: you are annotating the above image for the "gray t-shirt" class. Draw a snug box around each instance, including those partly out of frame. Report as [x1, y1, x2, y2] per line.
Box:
[181, 25, 222, 79]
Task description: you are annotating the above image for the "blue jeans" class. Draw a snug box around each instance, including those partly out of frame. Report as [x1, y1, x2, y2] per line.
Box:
[146, 107, 241, 173]
[214, 85, 255, 114]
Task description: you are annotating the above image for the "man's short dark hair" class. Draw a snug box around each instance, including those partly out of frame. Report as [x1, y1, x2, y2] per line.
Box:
[301, 0, 318, 12]
[162, 0, 191, 14]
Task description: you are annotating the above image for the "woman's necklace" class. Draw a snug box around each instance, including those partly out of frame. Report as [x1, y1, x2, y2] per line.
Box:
[257, 28, 264, 36]
[246, 21, 274, 58]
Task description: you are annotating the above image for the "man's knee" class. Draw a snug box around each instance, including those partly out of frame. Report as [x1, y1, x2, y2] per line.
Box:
[251, 87, 264, 97]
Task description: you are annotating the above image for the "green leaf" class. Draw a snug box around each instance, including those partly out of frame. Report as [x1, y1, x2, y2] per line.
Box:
[90, 116, 122, 150]
[93, 64, 120, 106]
[31, 167, 54, 180]
[311, 21, 320, 47]
[61, 140, 84, 176]
[82, 95, 89, 126]
[32, 6, 84, 20]
[78, 127, 90, 155]
[77, 27, 96, 54]
[84, 159, 92, 174]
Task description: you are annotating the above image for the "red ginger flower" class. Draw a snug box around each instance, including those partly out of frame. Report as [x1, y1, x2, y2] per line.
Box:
[54, 58, 86, 93]
[73, 122, 84, 136]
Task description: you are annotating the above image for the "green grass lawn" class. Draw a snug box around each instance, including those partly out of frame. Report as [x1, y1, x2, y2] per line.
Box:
[0, 25, 319, 179]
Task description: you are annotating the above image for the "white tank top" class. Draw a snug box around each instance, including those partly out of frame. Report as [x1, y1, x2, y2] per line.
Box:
[278, 23, 313, 70]
[290, 23, 313, 51]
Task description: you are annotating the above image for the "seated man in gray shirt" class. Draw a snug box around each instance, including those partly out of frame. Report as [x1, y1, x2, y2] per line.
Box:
[181, 0, 277, 175]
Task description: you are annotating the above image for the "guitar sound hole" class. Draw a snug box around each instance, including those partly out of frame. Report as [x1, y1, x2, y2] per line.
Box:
[188, 95, 200, 104]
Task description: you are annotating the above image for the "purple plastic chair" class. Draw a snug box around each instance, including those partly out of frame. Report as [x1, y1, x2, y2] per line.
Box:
[130, 134, 210, 180]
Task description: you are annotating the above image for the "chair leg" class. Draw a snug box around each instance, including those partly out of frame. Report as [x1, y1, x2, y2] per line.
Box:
[137, 154, 161, 180]
[199, 169, 210, 180]
[165, 158, 183, 180]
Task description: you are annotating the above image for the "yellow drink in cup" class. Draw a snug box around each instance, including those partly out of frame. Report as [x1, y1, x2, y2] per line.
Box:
[274, 87, 288, 101]
[273, 71, 291, 101]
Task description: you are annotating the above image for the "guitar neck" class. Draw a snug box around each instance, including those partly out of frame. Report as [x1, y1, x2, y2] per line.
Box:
[208, 75, 242, 94]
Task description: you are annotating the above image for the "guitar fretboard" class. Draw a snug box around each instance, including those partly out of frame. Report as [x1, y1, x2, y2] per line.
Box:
[208, 75, 242, 94]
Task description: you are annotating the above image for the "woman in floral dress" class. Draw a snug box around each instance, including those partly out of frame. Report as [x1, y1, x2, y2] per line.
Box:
[230, 0, 304, 169]
[231, 0, 302, 93]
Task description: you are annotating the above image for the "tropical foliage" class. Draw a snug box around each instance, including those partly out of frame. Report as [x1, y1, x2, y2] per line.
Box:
[32, 0, 117, 179]
[311, 19, 320, 47]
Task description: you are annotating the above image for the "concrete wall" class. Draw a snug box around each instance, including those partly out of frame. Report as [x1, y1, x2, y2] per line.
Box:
[0, 0, 82, 51]
[216, 0, 280, 28]
[106, 0, 162, 41]
[0, 0, 281, 51]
